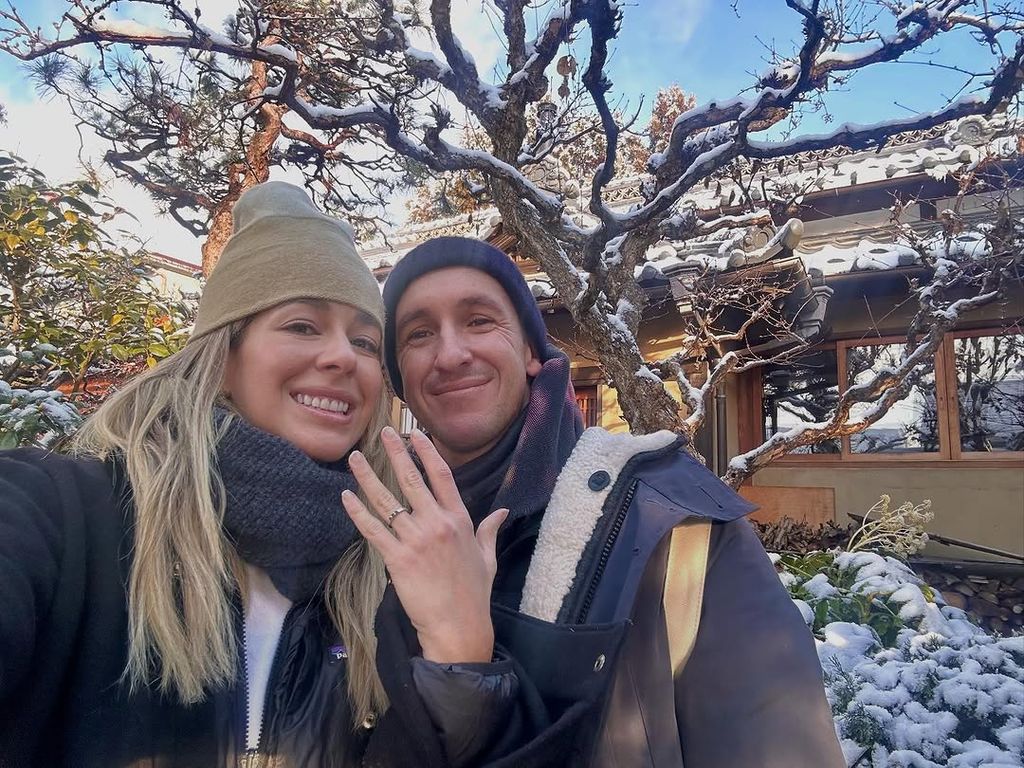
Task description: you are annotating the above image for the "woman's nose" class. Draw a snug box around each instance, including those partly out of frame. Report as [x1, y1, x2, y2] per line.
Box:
[317, 336, 358, 371]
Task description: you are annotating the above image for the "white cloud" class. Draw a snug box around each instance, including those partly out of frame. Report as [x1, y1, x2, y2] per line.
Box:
[0, 84, 204, 265]
[407, 0, 506, 80]
[450, 0, 504, 77]
[660, 0, 710, 45]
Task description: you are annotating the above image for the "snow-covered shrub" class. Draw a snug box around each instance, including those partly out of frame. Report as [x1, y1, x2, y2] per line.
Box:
[0, 345, 81, 448]
[775, 550, 1024, 767]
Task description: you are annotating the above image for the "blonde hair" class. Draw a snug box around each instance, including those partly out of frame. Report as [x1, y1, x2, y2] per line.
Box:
[71, 321, 394, 723]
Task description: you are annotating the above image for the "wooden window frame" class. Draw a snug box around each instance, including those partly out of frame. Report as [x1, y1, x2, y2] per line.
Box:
[836, 335, 950, 462]
[740, 327, 1024, 468]
[943, 327, 1024, 462]
[574, 384, 601, 429]
[397, 402, 419, 438]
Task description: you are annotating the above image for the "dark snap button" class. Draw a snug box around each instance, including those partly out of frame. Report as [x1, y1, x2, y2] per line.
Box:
[588, 470, 611, 491]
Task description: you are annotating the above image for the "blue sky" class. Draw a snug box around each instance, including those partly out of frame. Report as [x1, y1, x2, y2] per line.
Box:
[0, 0, 1010, 262]
[608, 0, 998, 135]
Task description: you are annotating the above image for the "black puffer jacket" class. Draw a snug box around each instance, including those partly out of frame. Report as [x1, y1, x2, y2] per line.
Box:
[0, 448, 519, 768]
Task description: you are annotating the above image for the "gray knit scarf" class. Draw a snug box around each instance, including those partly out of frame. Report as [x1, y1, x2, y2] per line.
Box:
[214, 408, 360, 602]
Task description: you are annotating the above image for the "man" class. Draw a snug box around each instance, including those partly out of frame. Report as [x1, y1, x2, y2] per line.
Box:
[380, 236, 844, 767]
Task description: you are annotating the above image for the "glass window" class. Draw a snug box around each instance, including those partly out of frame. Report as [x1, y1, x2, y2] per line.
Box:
[954, 333, 1024, 453]
[846, 343, 940, 454]
[762, 349, 841, 454]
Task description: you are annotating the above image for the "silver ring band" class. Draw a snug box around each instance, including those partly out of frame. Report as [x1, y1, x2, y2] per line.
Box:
[385, 507, 408, 527]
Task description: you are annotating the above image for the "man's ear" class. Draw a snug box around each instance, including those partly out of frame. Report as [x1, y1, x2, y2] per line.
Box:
[525, 346, 543, 377]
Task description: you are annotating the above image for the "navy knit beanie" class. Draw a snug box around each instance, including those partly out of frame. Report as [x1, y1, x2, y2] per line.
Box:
[382, 236, 550, 399]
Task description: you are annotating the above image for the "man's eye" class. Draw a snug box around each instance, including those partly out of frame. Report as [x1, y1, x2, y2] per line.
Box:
[469, 316, 494, 327]
[405, 328, 430, 342]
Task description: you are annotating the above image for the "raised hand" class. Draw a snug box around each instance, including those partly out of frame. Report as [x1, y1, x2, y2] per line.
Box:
[342, 426, 507, 664]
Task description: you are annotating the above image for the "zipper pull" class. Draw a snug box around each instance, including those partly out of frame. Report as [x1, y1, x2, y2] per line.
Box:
[240, 749, 265, 768]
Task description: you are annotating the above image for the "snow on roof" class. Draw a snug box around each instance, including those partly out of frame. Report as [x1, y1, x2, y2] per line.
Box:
[798, 240, 921, 276]
[361, 116, 1017, 287]
[594, 115, 1016, 214]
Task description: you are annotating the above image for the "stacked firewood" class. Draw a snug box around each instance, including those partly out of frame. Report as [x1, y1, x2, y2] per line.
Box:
[914, 565, 1024, 636]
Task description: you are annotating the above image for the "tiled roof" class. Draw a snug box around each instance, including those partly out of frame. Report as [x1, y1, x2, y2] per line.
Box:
[359, 115, 1019, 287]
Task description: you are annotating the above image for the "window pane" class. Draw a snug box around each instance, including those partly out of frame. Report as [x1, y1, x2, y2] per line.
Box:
[954, 333, 1024, 453]
[762, 349, 841, 454]
[847, 343, 939, 454]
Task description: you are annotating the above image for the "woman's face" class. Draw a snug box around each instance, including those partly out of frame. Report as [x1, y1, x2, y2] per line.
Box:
[223, 300, 384, 462]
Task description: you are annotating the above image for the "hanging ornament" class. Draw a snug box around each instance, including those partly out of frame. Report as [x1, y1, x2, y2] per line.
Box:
[556, 54, 576, 100]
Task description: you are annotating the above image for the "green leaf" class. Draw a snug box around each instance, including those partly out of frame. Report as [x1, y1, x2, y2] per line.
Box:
[813, 599, 830, 630]
[61, 196, 97, 216]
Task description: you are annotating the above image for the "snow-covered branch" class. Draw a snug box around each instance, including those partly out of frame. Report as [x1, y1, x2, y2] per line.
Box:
[722, 235, 1015, 488]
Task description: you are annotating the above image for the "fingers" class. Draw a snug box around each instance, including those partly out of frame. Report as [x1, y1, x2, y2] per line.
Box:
[409, 428, 464, 512]
[475, 508, 508, 578]
[348, 449, 411, 530]
[341, 489, 399, 560]
[380, 426, 440, 513]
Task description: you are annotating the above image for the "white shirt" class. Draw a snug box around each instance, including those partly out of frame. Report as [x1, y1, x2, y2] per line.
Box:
[241, 565, 293, 751]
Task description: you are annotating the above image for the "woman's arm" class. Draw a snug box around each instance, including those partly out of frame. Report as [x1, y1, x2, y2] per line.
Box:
[0, 449, 65, 702]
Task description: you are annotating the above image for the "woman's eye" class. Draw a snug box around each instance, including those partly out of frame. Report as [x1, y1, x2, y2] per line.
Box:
[285, 322, 317, 335]
[352, 337, 380, 355]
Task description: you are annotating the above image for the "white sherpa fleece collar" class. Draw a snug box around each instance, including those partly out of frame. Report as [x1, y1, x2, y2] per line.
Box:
[519, 427, 680, 623]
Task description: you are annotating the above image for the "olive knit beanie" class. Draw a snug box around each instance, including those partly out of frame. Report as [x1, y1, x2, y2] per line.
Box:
[382, 236, 550, 399]
[190, 181, 383, 340]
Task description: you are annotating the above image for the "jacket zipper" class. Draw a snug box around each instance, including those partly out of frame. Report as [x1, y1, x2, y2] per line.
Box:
[240, 604, 299, 768]
[576, 478, 639, 623]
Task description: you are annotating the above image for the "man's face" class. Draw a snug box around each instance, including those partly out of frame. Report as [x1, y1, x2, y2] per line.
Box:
[394, 267, 542, 467]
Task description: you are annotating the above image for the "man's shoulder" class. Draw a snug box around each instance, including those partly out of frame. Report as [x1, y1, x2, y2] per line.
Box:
[562, 427, 681, 473]
[561, 427, 756, 522]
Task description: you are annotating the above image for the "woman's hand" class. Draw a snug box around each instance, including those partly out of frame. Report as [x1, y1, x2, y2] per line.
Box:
[342, 426, 507, 664]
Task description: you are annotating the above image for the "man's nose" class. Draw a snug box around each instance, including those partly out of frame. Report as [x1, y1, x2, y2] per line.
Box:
[434, 327, 473, 370]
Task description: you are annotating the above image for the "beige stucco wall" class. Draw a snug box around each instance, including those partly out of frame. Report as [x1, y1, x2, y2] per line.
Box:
[753, 464, 1024, 560]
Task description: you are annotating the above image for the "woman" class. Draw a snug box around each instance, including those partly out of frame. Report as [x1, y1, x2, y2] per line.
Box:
[0, 182, 514, 767]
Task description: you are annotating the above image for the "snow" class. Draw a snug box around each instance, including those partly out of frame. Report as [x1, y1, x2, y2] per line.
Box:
[924, 231, 993, 262]
[635, 365, 662, 384]
[747, 95, 987, 157]
[793, 598, 815, 625]
[819, 622, 882, 672]
[292, 98, 378, 123]
[406, 46, 452, 77]
[90, 19, 183, 39]
[776, 551, 1024, 767]
[257, 42, 297, 63]
[605, 310, 631, 339]
[805, 572, 840, 599]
